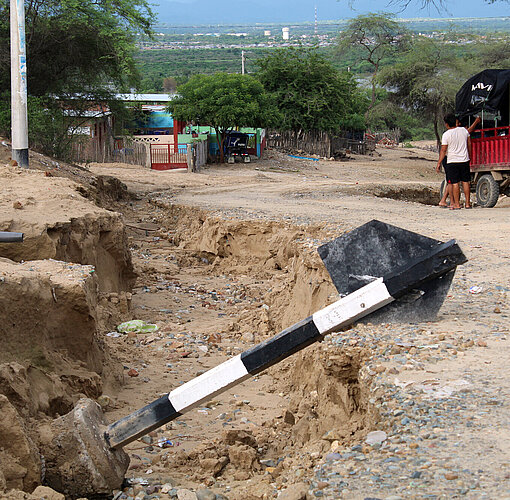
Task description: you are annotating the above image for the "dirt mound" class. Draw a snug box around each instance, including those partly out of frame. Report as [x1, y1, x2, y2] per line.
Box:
[0, 259, 123, 417]
[0, 164, 135, 292]
[0, 395, 40, 492]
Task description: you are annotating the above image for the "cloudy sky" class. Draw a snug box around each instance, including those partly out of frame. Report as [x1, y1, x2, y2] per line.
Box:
[154, 0, 510, 24]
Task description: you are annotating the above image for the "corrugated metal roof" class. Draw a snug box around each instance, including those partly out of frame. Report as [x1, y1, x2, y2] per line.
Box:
[115, 93, 176, 102]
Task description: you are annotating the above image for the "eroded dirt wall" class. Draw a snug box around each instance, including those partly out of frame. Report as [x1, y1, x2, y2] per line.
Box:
[0, 166, 136, 293]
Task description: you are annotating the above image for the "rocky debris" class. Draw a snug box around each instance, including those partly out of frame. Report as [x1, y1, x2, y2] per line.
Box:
[0, 395, 40, 492]
[277, 482, 309, 500]
[40, 399, 129, 498]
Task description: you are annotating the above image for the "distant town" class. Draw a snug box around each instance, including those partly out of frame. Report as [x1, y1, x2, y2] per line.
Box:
[136, 17, 510, 51]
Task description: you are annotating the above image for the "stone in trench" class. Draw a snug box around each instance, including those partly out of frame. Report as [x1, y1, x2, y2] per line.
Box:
[177, 489, 198, 500]
[40, 398, 129, 498]
[199, 456, 228, 476]
[196, 488, 217, 500]
[277, 482, 309, 500]
[31, 485, 66, 499]
[228, 445, 258, 470]
[365, 430, 387, 446]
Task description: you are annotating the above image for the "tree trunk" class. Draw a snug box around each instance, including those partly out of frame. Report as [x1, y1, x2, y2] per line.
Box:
[433, 114, 441, 150]
[215, 127, 224, 163]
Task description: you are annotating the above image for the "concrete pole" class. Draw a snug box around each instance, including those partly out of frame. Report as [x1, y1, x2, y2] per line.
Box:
[10, 0, 29, 167]
[241, 50, 245, 75]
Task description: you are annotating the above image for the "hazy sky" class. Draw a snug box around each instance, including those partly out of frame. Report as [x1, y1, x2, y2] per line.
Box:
[154, 0, 510, 24]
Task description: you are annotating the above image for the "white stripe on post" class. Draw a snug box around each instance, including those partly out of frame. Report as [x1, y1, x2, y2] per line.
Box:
[312, 278, 393, 335]
[169, 355, 250, 413]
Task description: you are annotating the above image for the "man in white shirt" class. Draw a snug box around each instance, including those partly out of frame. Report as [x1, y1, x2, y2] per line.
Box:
[436, 114, 472, 210]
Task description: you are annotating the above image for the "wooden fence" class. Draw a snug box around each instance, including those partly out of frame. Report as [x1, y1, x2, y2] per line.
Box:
[72, 137, 148, 167]
[187, 140, 208, 172]
[266, 130, 368, 157]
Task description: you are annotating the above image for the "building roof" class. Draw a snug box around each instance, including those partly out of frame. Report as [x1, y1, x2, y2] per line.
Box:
[115, 93, 176, 102]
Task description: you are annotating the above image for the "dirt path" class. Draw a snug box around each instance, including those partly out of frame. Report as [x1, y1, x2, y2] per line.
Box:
[89, 147, 509, 499]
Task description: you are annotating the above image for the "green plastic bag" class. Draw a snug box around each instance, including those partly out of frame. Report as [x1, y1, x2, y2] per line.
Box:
[117, 320, 158, 334]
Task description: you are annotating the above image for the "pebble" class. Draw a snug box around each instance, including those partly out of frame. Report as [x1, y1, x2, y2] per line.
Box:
[196, 488, 217, 500]
[365, 431, 387, 446]
[177, 489, 198, 500]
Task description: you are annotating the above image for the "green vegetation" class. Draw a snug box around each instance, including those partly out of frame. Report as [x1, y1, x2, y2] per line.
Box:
[0, 0, 153, 158]
[169, 73, 276, 162]
[136, 48, 269, 92]
[338, 13, 411, 114]
[256, 47, 366, 132]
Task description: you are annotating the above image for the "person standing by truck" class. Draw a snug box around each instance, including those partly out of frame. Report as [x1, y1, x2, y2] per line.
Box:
[436, 114, 474, 209]
[437, 116, 481, 208]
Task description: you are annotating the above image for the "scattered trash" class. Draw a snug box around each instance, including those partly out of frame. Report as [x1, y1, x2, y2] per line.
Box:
[288, 154, 320, 162]
[106, 331, 123, 338]
[127, 368, 139, 377]
[157, 438, 174, 448]
[117, 320, 158, 334]
[469, 285, 483, 294]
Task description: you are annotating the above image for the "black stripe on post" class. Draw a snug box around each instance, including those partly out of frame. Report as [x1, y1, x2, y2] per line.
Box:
[384, 240, 467, 299]
[105, 395, 180, 449]
[241, 316, 321, 375]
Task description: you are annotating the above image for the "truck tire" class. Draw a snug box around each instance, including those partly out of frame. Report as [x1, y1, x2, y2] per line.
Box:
[476, 174, 499, 208]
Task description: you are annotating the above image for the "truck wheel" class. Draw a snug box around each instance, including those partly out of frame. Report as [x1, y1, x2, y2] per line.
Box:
[476, 174, 499, 208]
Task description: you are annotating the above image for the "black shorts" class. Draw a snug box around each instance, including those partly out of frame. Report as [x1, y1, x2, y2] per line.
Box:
[445, 161, 471, 184]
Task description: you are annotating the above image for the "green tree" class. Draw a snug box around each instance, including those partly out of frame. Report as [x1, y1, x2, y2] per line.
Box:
[377, 38, 464, 145]
[0, 0, 152, 158]
[0, 0, 153, 96]
[475, 37, 510, 69]
[168, 73, 276, 163]
[338, 13, 410, 116]
[256, 46, 366, 133]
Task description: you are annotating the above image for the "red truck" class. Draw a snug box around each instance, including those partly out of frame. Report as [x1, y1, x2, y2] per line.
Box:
[455, 69, 510, 207]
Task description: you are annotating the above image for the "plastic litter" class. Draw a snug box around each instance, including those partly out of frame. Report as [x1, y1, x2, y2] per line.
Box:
[288, 154, 320, 162]
[117, 320, 158, 334]
[106, 331, 123, 338]
[157, 438, 174, 448]
[469, 286, 483, 294]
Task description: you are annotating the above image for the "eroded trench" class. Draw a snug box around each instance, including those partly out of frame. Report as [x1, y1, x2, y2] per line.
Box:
[0, 193, 379, 499]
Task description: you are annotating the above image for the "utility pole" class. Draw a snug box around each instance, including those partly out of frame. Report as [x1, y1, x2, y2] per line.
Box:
[314, 5, 318, 37]
[10, 0, 29, 167]
[241, 50, 246, 75]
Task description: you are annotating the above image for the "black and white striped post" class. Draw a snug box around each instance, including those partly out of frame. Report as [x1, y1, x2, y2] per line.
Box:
[105, 231, 466, 449]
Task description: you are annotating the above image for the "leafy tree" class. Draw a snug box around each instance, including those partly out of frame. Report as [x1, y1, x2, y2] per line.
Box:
[163, 77, 179, 93]
[475, 37, 510, 69]
[0, 0, 152, 158]
[338, 13, 410, 115]
[377, 38, 464, 145]
[0, 0, 153, 96]
[256, 47, 366, 133]
[168, 73, 276, 163]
